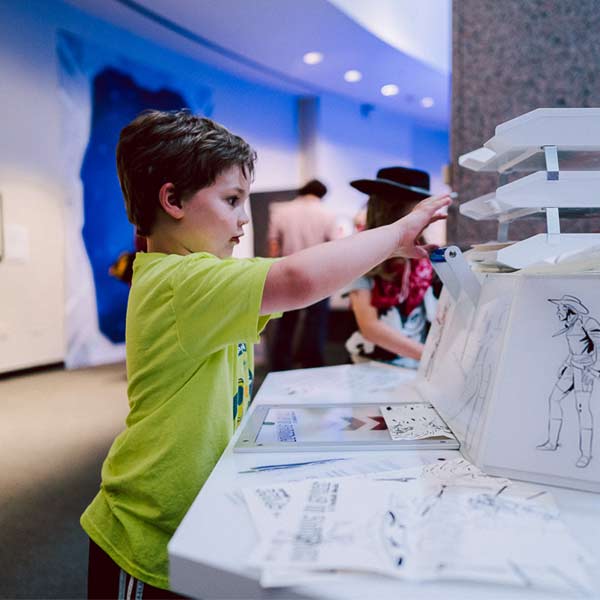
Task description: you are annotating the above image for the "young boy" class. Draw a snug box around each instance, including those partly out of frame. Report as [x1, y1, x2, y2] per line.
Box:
[81, 109, 450, 598]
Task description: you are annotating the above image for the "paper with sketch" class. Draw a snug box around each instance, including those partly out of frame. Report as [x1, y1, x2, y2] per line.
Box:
[380, 403, 455, 441]
[244, 458, 593, 593]
[243, 464, 424, 588]
[243, 459, 511, 534]
[420, 456, 511, 490]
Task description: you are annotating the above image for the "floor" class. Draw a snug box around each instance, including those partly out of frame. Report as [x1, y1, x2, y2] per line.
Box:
[1, 363, 130, 599]
[0, 339, 348, 598]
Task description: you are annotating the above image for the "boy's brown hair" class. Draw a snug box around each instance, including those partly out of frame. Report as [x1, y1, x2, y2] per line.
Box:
[116, 110, 256, 236]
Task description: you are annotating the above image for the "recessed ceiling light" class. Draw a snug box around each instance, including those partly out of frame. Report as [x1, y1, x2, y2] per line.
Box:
[303, 52, 323, 65]
[380, 84, 399, 97]
[344, 69, 362, 83]
[421, 97, 435, 108]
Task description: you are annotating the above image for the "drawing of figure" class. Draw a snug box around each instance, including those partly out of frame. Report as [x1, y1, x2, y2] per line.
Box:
[538, 295, 600, 468]
[423, 299, 450, 380]
[446, 305, 507, 449]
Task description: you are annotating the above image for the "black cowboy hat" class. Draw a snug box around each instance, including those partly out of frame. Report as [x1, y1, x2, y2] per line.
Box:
[350, 166, 430, 201]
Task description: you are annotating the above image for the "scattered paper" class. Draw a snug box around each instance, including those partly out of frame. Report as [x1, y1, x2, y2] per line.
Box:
[242, 458, 593, 593]
[380, 403, 455, 441]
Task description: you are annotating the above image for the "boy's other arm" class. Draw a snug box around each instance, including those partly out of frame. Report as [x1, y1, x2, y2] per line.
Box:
[260, 194, 450, 315]
[349, 289, 424, 360]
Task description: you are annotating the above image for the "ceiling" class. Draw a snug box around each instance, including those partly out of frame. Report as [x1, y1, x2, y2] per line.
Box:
[65, 0, 450, 128]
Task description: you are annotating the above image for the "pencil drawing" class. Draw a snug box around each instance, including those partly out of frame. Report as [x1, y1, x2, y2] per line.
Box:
[446, 304, 508, 448]
[538, 294, 600, 468]
[423, 296, 451, 380]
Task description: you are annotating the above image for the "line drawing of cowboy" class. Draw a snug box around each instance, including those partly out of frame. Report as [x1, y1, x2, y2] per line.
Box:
[537, 294, 600, 468]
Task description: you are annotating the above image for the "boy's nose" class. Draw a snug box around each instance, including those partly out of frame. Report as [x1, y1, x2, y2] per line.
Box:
[239, 207, 250, 226]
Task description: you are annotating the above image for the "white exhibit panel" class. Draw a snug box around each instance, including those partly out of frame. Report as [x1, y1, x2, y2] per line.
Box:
[421, 268, 600, 490]
[446, 107, 600, 492]
[437, 275, 515, 462]
[480, 274, 600, 491]
[416, 286, 477, 418]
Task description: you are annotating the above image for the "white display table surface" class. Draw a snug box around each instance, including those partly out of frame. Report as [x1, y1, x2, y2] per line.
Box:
[168, 365, 600, 600]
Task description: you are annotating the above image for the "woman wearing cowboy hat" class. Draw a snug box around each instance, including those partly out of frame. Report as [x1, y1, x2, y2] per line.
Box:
[344, 167, 439, 369]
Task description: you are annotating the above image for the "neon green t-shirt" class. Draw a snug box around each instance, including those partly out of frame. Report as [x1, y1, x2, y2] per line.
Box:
[81, 252, 277, 589]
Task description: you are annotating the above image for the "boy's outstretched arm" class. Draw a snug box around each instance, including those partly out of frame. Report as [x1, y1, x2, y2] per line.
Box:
[260, 194, 451, 315]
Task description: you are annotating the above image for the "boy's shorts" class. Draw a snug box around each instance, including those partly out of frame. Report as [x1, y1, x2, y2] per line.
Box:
[87, 539, 187, 599]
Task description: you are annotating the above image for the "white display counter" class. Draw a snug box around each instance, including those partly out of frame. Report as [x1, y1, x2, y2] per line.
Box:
[168, 364, 600, 599]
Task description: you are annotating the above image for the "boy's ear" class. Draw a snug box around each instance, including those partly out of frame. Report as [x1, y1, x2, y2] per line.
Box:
[158, 182, 184, 220]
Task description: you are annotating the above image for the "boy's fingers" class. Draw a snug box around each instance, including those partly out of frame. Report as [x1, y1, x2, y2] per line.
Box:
[391, 245, 431, 259]
[428, 192, 452, 202]
[428, 213, 448, 223]
[411, 247, 430, 259]
[421, 194, 452, 211]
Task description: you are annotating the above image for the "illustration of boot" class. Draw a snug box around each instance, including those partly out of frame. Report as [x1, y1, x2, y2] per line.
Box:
[575, 428, 593, 468]
[537, 418, 563, 450]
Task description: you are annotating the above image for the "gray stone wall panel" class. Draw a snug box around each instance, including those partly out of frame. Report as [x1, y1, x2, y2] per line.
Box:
[451, 0, 600, 247]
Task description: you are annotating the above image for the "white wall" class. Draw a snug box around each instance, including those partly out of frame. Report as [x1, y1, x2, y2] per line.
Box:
[314, 95, 449, 221]
[0, 2, 66, 372]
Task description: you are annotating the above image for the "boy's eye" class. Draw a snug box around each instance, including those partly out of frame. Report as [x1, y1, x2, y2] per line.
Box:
[226, 196, 239, 206]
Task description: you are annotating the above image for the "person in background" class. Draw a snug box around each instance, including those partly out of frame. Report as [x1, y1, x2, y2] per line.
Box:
[344, 167, 439, 369]
[267, 179, 338, 370]
[81, 109, 450, 598]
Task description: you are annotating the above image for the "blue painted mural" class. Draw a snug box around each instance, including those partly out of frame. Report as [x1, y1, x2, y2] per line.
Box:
[80, 68, 186, 343]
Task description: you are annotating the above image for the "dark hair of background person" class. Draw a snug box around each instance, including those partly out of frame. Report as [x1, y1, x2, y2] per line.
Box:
[298, 179, 327, 199]
[116, 109, 257, 236]
[366, 193, 420, 279]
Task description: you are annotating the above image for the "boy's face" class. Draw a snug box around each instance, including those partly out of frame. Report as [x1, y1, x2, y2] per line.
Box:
[182, 165, 250, 258]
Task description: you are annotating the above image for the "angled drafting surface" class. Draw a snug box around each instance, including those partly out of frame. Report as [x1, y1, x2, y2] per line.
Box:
[450, 277, 515, 460]
[419, 287, 454, 383]
[417, 287, 475, 410]
[415, 275, 514, 456]
[421, 276, 514, 461]
[482, 275, 600, 491]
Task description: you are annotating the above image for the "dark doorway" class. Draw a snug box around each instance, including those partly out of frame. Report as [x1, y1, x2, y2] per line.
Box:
[249, 189, 297, 257]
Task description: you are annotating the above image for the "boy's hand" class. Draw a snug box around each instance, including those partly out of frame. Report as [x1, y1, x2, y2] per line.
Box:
[392, 194, 452, 259]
